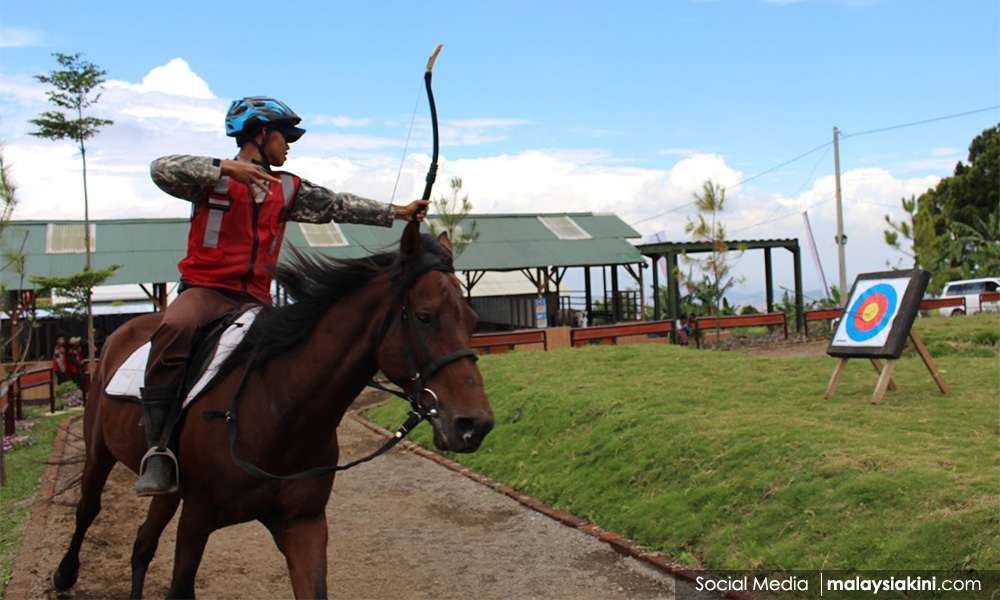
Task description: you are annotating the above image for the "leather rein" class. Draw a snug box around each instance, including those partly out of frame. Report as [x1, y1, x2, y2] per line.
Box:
[203, 255, 477, 481]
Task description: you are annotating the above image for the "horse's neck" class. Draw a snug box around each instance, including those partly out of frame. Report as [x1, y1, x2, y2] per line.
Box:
[268, 279, 390, 420]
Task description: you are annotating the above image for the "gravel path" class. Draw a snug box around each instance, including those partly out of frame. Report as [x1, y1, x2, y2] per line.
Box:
[8, 392, 727, 600]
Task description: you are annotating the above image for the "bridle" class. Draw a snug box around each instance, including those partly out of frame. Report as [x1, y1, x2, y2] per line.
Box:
[367, 255, 479, 432]
[205, 249, 478, 480]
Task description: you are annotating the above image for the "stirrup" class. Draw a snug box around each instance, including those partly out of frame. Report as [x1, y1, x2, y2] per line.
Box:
[137, 447, 179, 495]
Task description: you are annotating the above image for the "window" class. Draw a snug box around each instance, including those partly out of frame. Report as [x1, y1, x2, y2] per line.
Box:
[46, 224, 96, 254]
[298, 222, 349, 247]
[537, 216, 591, 240]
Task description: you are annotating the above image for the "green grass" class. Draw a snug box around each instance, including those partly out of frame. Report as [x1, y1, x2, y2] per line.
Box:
[0, 405, 70, 596]
[371, 313, 1000, 575]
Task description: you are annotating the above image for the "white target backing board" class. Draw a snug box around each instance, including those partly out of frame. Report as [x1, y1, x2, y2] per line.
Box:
[827, 269, 930, 359]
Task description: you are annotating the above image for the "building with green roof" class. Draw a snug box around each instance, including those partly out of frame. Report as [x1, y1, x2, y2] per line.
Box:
[2, 213, 646, 343]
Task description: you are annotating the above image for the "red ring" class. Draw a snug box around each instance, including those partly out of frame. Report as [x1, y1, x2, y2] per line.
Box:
[853, 293, 889, 332]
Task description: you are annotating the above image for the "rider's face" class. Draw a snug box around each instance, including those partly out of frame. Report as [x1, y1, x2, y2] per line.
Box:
[262, 129, 290, 167]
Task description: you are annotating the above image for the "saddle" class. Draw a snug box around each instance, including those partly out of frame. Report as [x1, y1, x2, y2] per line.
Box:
[105, 307, 260, 409]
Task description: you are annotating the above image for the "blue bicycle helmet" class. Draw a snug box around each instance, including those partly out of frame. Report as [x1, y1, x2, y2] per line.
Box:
[225, 96, 305, 144]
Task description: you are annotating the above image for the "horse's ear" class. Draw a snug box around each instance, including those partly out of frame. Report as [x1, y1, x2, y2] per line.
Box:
[437, 231, 453, 260]
[399, 219, 423, 262]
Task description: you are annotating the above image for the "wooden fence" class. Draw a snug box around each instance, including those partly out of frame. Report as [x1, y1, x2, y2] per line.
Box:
[692, 313, 788, 348]
[1, 367, 57, 437]
[471, 329, 548, 355]
[569, 320, 674, 347]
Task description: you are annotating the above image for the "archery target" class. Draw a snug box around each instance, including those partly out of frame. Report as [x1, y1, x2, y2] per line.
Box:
[828, 270, 930, 359]
[844, 283, 898, 342]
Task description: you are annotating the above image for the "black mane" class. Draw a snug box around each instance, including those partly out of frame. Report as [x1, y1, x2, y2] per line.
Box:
[222, 233, 452, 370]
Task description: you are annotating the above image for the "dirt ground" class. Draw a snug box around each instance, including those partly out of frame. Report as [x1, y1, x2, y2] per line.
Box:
[7, 390, 733, 600]
[733, 339, 829, 359]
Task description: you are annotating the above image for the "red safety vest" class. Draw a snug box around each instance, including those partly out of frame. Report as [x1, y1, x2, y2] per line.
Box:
[178, 172, 299, 303]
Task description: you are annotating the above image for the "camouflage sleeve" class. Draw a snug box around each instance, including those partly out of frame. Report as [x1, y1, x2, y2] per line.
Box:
[290, 178, 396, 227]
[150, 155, 222, 203]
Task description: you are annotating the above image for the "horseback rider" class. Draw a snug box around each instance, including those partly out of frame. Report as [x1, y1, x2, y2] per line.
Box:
[138, 96, 429, 495]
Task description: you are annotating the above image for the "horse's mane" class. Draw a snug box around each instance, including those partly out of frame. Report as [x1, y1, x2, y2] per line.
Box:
[223, 233, 452, 370]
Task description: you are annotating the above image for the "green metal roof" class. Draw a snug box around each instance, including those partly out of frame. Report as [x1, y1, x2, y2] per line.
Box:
[444, 213, 643, 271]
[2, 213, 643, 289]
[2, 219, 190, 286]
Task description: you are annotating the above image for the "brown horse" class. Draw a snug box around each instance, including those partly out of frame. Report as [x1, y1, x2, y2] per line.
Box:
[52, 223, 494, 599]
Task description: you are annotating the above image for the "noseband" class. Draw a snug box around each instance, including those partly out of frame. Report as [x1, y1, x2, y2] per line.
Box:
[206, 250, 477, 479]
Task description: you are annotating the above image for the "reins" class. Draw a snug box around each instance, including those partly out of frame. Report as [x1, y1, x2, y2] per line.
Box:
[203, 253, 477, 481]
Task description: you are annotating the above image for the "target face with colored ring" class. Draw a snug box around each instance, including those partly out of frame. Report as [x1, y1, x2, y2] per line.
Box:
[828, 269, 930, 359]
[845, 283, 898, 342]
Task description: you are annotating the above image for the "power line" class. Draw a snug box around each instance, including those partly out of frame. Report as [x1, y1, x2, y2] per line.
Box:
[630, 200, 696, 225]
[840, 105, 1000, 139]
[729, 140, 833, 190]
[629, 105, 999, 230]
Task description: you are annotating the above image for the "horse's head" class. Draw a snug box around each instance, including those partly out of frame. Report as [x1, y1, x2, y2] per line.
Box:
[376, 221, 494, 453]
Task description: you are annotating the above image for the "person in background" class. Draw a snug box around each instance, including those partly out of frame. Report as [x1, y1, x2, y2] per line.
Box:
[676, 316, 690, 346]
[52, 335, 68, 384]
[67, 336, 84, 389]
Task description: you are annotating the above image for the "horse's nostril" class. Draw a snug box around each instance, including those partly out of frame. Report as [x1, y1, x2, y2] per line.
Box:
[455, 417, 477, 443]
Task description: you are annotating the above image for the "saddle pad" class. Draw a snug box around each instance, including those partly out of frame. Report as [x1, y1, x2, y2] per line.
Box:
[105, 307, 260, 408]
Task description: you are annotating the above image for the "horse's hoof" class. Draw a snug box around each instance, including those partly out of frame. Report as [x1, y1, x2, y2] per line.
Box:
[52, 558, 79, 592]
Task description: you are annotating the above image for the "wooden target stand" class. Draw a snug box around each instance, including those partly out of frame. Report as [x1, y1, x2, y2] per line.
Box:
[824, 329, 949, 404]
[825, 269, 948, 404]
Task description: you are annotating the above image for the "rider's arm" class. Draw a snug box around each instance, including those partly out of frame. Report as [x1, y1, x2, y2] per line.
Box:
[151, 155, 281, 203]
[150, 155, 222, 203]
[290, 179, 397, 227]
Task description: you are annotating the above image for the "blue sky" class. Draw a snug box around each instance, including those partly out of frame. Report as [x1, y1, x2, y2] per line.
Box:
[1, 0, 998, 306]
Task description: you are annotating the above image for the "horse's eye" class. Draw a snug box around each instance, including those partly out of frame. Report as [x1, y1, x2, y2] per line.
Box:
[415, 311, 433, 325]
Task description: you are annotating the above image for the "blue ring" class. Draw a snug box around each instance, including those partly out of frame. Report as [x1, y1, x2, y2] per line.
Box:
[845, 283, 898, 342]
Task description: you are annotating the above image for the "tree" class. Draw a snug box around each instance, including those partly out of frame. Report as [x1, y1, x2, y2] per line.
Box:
[30, 266, 122, 321]
[29, 52, 114, 378]
[0, 139, 24, 487]
[911, 124, 999, 293]
[0, 139, 31, 371]
[682, 180, 744, 322]
[427, 177, 479, 259]
[882, 195, 916, 269]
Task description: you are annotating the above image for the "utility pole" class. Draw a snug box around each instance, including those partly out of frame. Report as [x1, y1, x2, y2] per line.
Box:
[833, 127, 847, 306]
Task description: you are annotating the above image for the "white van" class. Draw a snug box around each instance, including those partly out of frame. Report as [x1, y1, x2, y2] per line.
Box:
[938, 277, 1000, 316]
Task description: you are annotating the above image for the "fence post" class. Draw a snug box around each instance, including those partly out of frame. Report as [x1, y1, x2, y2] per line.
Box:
[2, 383, 13, 437]
[49, 367, 56, 413]
[13, 379, 23, 421]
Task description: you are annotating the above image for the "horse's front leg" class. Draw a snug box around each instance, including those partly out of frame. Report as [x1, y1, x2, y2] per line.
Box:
[52, 441, 117, 592]
[263, 512, 330, 599]
[165, 500, 216, 599]
[130, 493, 181, 599]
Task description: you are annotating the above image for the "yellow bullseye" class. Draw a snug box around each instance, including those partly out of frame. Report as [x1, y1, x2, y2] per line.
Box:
[861, 302, 880, 322]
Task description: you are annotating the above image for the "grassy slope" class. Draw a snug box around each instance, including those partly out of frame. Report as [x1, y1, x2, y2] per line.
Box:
[372, 314, 999, 573]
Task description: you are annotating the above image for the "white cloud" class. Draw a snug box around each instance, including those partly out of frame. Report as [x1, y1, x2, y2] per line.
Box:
[0, 27, 45, 48]
[930, 146, 959, 157]
[108, 58, 215, 99]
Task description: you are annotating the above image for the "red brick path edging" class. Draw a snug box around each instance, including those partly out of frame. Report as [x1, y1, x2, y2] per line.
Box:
[351, 413, 753, 600]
